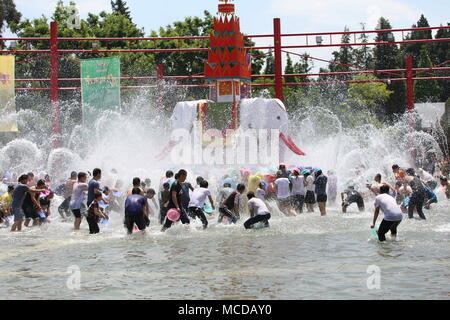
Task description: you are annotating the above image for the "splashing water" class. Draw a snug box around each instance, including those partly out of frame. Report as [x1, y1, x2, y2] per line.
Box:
[0, 87, 449, 300]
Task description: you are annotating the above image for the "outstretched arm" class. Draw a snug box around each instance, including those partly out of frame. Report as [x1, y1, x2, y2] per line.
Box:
[371, 207, 380, 229]
[29, 191, 42, 211]
[95, 206, 107, 219]
[143, 202, 149, 216]
[172, 191, 180, 210]
[208, 195, 215, 210]
[151, 197, 159, 211]
[29, 188, 46, 194]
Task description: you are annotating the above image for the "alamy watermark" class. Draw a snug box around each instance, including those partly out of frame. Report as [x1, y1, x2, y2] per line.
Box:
[66, 265, 81, 290]
[65, 4, 81, 30]
[366, 265, 381, 290]
[169, 122, 280, 166]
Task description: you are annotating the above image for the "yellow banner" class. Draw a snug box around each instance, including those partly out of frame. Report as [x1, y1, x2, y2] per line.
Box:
[0, 55, 18, 132]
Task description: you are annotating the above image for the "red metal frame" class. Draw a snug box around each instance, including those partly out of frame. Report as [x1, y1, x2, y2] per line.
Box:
[2, 20, 450, 144]
[273, 18, 284, 101]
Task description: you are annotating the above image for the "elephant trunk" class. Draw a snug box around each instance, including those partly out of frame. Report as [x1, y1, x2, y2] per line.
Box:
[279, 132, 306, 156]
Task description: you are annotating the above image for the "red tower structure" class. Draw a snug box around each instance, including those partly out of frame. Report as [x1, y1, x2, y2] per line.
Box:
[204, 0, 251, 129]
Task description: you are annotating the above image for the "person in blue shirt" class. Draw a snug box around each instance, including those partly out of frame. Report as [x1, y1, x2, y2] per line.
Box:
[87, 168, 102, 207]
[124, 188, 149, 234]
[423, 185, 438, 210]
[222, 175, 237, 190]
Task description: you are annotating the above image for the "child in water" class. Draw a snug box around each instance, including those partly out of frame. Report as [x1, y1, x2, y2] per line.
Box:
[0, 185, 14, 225]
[86, 191, 108, 234]
[159, 183, 171, 225]
[38, 191, 54, 224]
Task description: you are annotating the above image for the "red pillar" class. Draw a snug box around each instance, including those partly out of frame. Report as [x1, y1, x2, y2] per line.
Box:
[156, 64, 164, 81]
[50, 22, 60, 148]
[406, 56, 414, 112]
[273, 18, 284, 101]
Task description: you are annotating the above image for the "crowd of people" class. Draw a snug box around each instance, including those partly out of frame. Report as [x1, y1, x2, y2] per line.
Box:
[0, 161, 448, 242]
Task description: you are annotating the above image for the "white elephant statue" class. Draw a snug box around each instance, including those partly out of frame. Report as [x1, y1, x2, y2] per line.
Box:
[156, 98, 305, 163]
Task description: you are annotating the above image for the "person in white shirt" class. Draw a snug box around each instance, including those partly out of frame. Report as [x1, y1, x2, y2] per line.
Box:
[188, 180, 215, 229]
[371, 185, 403, 242]
[327, 170, 338, 203]
[255, 182, 266, 201]
[69, 172, 89, 230]
[290, 170, 306, 214]
[417, 168, 437, 190]
[304, 171, 316, 213]
[274, 174, 297, 216]
[244, 192, 271, 229]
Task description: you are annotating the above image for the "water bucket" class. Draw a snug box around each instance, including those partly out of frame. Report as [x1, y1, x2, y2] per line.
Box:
[203, 203, 214, 214]
[167, 208, 180, 222]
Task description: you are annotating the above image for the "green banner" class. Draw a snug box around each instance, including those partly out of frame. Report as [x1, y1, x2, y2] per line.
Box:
[81, 57, 121, 120]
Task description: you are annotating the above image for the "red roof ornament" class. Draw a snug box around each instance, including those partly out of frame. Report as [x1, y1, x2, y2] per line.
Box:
[218, 0, 235, 16]
[205, 0, 251, 82]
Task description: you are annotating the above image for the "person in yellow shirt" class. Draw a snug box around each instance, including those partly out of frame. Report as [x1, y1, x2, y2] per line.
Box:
[248, 173, 262, 194]
[0, 185, 14, 224]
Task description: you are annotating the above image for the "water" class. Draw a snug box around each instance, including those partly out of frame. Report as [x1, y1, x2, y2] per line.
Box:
[0, 198, 448, 300]
[1, 89, 449, 300]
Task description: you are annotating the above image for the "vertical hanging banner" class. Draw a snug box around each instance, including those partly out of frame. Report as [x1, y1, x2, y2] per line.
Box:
[81, 57, 121, 121]
[0, 55, 18, 132]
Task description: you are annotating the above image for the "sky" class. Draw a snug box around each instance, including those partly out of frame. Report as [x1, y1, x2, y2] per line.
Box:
[6, 0, 450, 71]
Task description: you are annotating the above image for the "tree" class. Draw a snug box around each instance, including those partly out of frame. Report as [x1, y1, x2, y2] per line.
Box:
[373, 17, 406, 117]
[284, 54, 296, 83]
[264, 52, 275, 75]
[294, 54, 313, 83]
[329, 27, 354, 80]
[13, 0, 153, 122]
[352, 23, 374, 69]
[0, 0, 21, 35]
[403, 15, 432, 67]
[414, 47, 441, 102]
[111, 0, 132, 21]
[348, 74, 393, 113]
[432, 25, 450, 101]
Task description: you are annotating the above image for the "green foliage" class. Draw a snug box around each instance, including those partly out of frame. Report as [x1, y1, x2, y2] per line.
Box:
[5, 1, 447, 127]
[348, 74, 393, 113]
[0, 0, 21, 35]
[111, 0, 131, 21]
[284, 54, 295, 83]
[264, 52, 274, 75]
[374, 17, 406, 118]
[414, 47, 441, 102]
[403, 14, 432, 67]
[352, 23, 374, 69]
[329, 27, 353, 80]
[432, 25, 450, 101]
